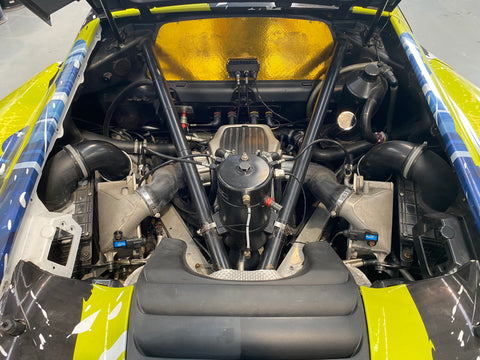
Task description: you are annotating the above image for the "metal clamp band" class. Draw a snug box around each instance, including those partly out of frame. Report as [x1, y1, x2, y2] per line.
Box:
[332, 188, 353, 216]
[65, 145, 88, 178]
[402, 142, 426, 179]
[136, 187, 159, 217]
[197, 222, 217, 235]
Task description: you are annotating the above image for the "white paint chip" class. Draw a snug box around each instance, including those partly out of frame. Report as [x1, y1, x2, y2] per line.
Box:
[107, 302, 122, 321]
[70, 310, 101, 335]
[39, 334, 46, 350]
[19, 192, 27, 208]
[98, 331, 127, 360]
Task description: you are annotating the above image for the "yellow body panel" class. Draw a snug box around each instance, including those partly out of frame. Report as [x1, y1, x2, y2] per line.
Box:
[361, 285, 434, 359]
[73, 285, 134, 360]
[154, 17, 334, 81]
[112, 4, 210, 18]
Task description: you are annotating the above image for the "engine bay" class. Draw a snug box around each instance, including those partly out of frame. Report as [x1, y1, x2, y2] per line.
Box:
[25, 16, 477, 290]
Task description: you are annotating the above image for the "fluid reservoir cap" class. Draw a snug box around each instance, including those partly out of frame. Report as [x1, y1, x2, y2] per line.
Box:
[363, 63, 381, 81]
[218, 154, 272, 191]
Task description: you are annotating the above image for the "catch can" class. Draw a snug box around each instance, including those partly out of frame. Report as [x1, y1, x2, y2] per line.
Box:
[217, 153, 273, 249]
[342, 63, 385, 112]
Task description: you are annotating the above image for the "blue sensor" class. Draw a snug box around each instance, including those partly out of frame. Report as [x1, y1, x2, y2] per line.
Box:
[114, 240, 127, 248]
[365, 234, 378, 241]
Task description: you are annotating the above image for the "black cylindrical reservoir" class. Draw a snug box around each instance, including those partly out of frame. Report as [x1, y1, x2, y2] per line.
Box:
[217, 154, 273, 249]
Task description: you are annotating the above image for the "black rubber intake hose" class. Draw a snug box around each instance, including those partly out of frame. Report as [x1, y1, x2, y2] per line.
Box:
[39, 140, 130, 211]
[282, 162, 350, 212]
[359, 141, 457, 211]
[136, 164, 185, 216]
[305, 164, 350, 211]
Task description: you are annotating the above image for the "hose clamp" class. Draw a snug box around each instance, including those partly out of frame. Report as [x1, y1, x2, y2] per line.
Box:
[402, 142, 426, 179]
[197, 222, 217, 235]
[136, 187, 160, 218]
[65, 145, 88, 178]
[332, 188, 353, 216]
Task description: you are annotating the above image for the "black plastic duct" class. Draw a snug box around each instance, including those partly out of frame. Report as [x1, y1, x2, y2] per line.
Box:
[359, 141, 457, 211]
[39, 140, 130, 211]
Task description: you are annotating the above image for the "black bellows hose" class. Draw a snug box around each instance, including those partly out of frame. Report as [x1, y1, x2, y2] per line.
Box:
[39, 140, 131, 211]
[359, 141, 457, 211]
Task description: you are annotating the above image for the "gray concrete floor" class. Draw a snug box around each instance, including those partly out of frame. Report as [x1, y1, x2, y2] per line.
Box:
[400, 0, 480, 87]
[0, 1, 479, 100]
[0, 2, 91, 99]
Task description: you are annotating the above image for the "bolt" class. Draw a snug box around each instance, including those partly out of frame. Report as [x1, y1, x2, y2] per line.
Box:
[240, 152, 249, 161]
[195, 263, 201, 269]
[367, 241, 376, 247]
[242, 194, 251, 206]
[103, 72, 112, 82]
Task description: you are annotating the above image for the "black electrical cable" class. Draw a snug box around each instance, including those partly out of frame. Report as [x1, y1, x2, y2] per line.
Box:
[253, 82, 292, 123]
[138, 160, 174, 186]
[144, 147, 211, 166]
[138, 152, 214, 186]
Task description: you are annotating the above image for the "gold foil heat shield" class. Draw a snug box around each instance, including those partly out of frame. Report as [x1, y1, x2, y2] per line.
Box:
[155, 17, 334, 81]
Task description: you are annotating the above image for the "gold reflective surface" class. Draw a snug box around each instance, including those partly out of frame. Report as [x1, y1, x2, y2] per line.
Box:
[155, 17, 334, 81]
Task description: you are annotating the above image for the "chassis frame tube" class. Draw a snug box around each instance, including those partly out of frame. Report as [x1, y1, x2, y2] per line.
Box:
[142, 41, 230, 270]
[259, 40, 347, 269]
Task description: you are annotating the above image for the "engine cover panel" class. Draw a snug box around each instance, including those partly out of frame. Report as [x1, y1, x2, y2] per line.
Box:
[127, 238, 369, 359]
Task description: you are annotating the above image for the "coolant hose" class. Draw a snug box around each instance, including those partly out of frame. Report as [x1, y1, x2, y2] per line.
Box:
[361, 84, 387, 143]
[359, 141, 457, 211]
[39, 140, 131, 211]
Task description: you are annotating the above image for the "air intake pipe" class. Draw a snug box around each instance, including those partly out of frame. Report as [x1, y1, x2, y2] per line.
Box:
[39, 140, 131, 211]
[99, 164, 185, 253]
[358, 141, 457, 211]
[302, 141, 457, 213]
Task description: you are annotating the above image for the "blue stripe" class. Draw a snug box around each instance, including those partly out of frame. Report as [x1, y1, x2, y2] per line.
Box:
[400, 33, 480, 233]
[0, 40, 88, 280]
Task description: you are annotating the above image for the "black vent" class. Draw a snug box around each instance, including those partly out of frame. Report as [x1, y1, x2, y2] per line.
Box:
[220, 126, 269, 154]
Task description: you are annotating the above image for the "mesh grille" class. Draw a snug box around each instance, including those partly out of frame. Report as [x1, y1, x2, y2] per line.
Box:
[210, 269, 281, 281]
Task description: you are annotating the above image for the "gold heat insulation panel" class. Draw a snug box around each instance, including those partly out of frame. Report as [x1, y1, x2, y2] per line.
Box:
[154, 17, 334, 81]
